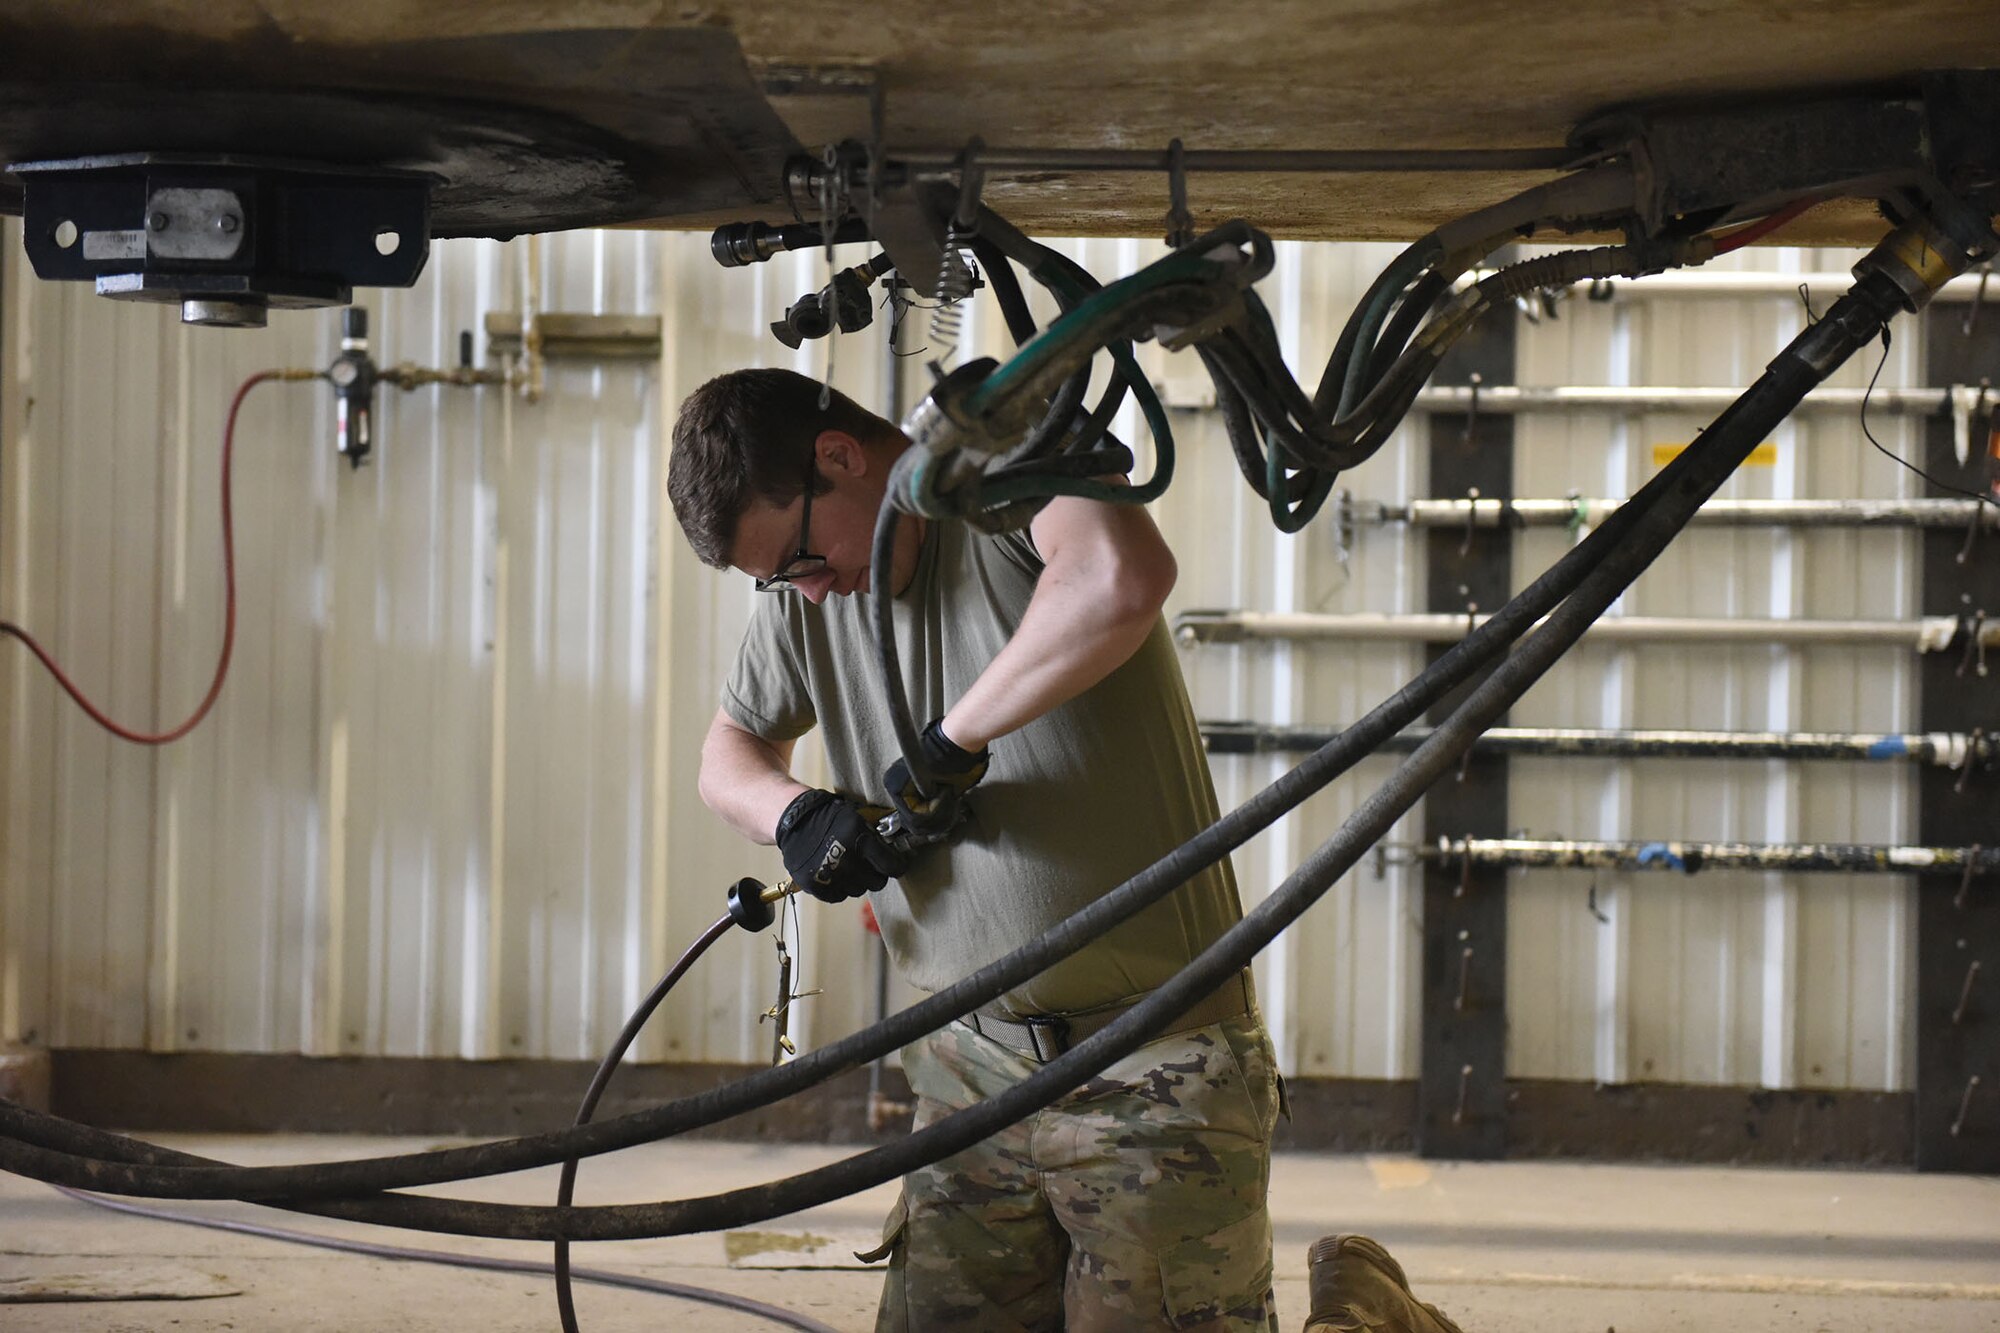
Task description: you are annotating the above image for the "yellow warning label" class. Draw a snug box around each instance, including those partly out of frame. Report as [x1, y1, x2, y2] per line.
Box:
[1653, 441, 1778, 468]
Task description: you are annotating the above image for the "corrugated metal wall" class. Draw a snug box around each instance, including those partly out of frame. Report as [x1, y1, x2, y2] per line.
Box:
[1501, 246, 1915, 1092]
[0, 219, 1924, 1094]
[0, 222, 897, 1065]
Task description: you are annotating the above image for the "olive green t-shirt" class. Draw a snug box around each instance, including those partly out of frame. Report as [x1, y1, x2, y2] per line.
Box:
[721, 515, 1243, 1016]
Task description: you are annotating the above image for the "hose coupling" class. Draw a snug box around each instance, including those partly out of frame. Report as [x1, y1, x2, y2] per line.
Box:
[1864, 213, 1979, 313]
[725, 875, 799, 932]
[902, 358, 1002, 461]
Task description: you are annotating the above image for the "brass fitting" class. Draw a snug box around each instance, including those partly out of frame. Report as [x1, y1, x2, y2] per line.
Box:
[1863, 214, 1980, 313]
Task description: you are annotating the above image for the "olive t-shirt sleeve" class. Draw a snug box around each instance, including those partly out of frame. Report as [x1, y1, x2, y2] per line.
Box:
[991, 525, 1044, 579]
[721, 596, 818, 744]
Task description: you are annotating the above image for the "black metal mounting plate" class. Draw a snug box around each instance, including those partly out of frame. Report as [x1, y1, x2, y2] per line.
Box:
[16, 154, 430, 313]
[1571, 71, 2000, 239]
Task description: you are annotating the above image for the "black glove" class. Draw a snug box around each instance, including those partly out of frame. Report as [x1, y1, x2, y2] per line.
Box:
[774, 789, 911, 902]
[883, 719, 991, 831]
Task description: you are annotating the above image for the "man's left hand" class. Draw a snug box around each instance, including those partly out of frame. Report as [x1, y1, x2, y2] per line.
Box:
[884, 719, 990, 830]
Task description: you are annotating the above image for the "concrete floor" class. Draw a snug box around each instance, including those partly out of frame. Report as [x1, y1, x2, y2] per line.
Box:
[3, 1134, 1997, 1331]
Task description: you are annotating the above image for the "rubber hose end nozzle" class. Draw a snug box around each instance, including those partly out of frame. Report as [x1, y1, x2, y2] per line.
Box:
[726, 876, 776, 932]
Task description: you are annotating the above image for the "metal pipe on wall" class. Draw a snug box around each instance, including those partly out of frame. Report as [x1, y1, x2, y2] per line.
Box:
[1558, 270, 1995, 302]
[1403, 383, 2000, 467]
[519, 234, 546, 404]
[1349, 495, 2000, 531]
[1421, 838, 2000, 876]
[891, 146, 1578, 176]
[1410, 384, 1954, 416]
[1200, 722, 1996, 770]
[1175, 609, 1995, 654]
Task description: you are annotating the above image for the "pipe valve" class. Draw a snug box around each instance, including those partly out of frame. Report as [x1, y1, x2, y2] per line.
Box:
[327, 307, 376, 468]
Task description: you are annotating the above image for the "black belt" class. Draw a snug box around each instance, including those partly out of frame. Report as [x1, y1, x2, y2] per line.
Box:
[963, 970, 1255, 1064]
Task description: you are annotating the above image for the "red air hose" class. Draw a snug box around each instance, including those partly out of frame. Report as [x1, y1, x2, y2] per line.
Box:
[0, 369, 297, 745]
[1712, 197, 1821, 254]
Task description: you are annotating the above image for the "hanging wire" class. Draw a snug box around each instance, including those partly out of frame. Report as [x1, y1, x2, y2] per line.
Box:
[1857, 329, 2000, 511]
[816, 144, 844, 410]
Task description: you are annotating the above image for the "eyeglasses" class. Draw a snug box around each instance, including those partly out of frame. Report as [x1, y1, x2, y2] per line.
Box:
[754, 455, 829, 593]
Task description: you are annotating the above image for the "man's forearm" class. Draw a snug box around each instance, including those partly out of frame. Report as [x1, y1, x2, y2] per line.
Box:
[699, 710, 809, 844]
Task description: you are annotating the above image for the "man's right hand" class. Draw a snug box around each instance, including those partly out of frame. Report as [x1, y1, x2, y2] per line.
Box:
[774, 789, 913, 902]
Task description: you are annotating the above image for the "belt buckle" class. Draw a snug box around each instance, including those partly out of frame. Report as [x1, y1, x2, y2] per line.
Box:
[1024, 1015, 1071, 1063]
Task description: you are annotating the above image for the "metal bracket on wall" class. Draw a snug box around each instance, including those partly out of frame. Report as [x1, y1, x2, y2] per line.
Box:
[1917, 303, 2000, 1173]
[1417, 311, 1515, 1160]
[483, 313, 663, 361]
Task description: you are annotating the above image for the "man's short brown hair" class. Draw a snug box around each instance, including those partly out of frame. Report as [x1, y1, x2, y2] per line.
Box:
[668, 369, 892, 568]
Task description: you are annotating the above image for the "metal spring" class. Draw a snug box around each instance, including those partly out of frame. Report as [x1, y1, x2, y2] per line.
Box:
[929, 223, 978, 365]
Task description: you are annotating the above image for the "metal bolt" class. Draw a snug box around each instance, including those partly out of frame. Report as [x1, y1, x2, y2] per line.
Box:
[1952, 720, 1984, 792]
[216, 214, 240, 234]
[147, 211, 169, 232]
[1455, 945, 1475, 1012]
[1951, 1074, 1982, 1137]
[1162, 137, 1193, 248]
[1956, 499, 1983, 566]
[1964, 264, 1992, 338]
[1959, 610, 1988, 680]
[1453, 1064, 1474, 1126]
[1953, 959, 1983, 1026]
[1952, 728, 1984, 788]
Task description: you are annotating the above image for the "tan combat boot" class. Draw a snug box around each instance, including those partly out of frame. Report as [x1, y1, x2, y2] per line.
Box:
[1302, 1234, 1466, 1332]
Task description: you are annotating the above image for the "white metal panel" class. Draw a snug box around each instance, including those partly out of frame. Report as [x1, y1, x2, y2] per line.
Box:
[1506, 245, 1917, 1092]
[0, 223, 901, 1066]
[1, 230, 337, 1055]
[1145, 241, 1429, 1080]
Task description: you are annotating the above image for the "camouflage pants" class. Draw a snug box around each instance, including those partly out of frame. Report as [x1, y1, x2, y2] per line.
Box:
[871, 1006, 1282, 1332]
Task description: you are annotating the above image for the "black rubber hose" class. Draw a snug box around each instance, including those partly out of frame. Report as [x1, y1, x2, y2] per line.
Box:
[1312, 234, 1443, 418]
[0, 264, 1919, 1245]
[1061, 366, 1132, 459]
[1198, 331, 1342, 527]
[970, 237, 1038, 346]
[449, 258, 1911, 1247]
[0, 396, 1695, 1211]
[984, 446, 1136, 483]
[972, 207, 1098, 294]
[970, 234, 1097, 468]
[0, 368, 1686, 1209]
[1208, 326, 1385, 474]
[1006, 360, 1095, 467]
[0, 464, 1679, 1242]
[0, 243, 1776, 1217]
[1198, 345, 1282, 502]
[98, 271, 1859, 1245]
[869, 496, 938, 803]
[1360, 267, 1456, 390]
[13, 242, 1861, 1220]
[1205, 331, 1387, 476]
[556, 913, 736, 1333]
[965, 210, 1141, 466]
[1227, 244, 1683, 483]
[54, 1185, 837, 1333]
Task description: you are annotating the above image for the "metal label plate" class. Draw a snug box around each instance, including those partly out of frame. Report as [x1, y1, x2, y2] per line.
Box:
[80, 228, 144, 260]
[145, 187, 245, 260]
